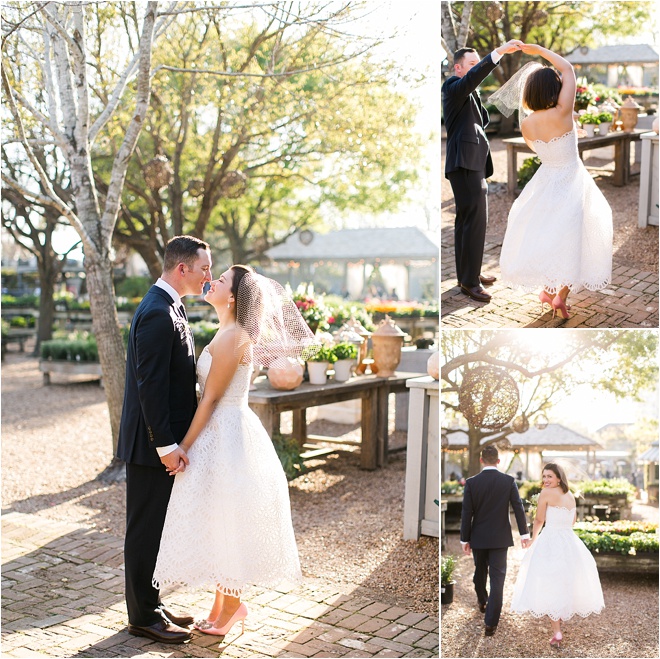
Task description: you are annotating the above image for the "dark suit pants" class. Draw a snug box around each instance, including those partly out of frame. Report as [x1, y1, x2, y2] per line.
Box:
[125, 462, 175, 627]
[472, 547, 507, 628]
[447, 167, 488, 288]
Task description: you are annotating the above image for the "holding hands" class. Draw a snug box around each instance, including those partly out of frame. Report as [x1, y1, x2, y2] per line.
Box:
[496, 39, 525, 55]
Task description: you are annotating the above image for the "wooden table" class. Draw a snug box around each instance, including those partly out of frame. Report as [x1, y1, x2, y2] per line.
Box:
[248, 372, 420, 470]
[503, 128, 646, 194]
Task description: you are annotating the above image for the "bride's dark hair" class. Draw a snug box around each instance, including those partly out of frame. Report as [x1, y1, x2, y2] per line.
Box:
[543, 463, 569, 493]
[523, 66, 562, 111]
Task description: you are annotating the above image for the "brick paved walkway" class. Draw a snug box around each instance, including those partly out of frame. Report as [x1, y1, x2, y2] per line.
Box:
[1, 511, 438, 658]
[441, 226, 659, 328]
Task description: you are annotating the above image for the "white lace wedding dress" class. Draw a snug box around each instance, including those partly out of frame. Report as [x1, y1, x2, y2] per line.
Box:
[500, 128, 613, 293]
[511, 506, 605, 620]
[153, 347, 302, 596]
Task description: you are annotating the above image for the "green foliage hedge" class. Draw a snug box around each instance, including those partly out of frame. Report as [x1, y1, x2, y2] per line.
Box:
[271, 433, 306, 481]
[1, 294, 38, 307]
[441, 481, 464, 495]
[574, 521, 658, 554]
[41, 333, 98, 362]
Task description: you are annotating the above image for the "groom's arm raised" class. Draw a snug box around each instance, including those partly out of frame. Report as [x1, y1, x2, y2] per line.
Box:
[445, 40, 524, 100]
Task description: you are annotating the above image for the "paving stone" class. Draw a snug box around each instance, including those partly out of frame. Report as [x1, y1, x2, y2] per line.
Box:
[414, 631, 439, 651]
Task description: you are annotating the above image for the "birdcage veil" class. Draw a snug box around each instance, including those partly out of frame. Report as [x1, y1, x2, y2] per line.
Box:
[234, 270, 319, 367]
[488, 61, 544, 121]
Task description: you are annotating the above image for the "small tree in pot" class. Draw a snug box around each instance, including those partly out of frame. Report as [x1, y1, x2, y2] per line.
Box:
[441, 554, 458, 605]
[332, 342, 358, 382]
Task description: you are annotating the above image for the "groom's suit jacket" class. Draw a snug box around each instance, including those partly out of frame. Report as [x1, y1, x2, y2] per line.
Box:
[116, 285, 197, 468]
[460, 468, 528, 549]
[442, 53, 499, 179]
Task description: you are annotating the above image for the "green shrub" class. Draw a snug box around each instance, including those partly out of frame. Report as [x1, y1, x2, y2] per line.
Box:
[579, 113, 601, 125]
[518, 481, 543, 500]
[1, 294, 38, 308]
[597, 112, 613, 123]
[332, 342, 358, 361]
[579, 478, 636, 502]
[304, 345, 337, 363]
[116, 276, 152, 298]
[271, 433, 307, 481]
[190, 320, 219, 348]
[41, 335, 98, 362]
[9, 316, 27, 328]
[441, 555, 458, 584]
[441, 481, 463, 495]
[1, 319, 9, 337]
[518, 156, 542, 189]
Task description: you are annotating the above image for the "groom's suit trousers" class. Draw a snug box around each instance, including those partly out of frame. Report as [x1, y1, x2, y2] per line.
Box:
[472, 547, 508, 628]
[447, 167, 488, 288]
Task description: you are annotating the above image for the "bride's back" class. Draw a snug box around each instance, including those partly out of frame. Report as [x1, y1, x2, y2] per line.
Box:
[521, 108, 573, 143]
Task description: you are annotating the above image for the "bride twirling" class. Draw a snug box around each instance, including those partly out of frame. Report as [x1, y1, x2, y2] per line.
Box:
[490, 44, 613, 320]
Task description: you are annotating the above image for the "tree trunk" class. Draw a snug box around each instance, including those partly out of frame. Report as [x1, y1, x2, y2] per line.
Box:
[468, 425, 483, 476]
[35, 261, 56, 355]
[85, 253, 126, 454]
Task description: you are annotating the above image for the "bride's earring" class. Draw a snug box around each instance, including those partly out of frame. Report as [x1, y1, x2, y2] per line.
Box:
[227, 302, 231, 309]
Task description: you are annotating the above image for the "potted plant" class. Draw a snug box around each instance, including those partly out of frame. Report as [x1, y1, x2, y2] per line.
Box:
[597, 111, 613, 135]
[305, 346, 336, 385]
[579, 113, 600, 137]
[331, 342, 358, 382]
[517, 156, 542, 190]
[441, 555, 458, 604]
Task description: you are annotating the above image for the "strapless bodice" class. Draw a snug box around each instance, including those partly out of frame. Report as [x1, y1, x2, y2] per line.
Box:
[197, 347, 251, 406]
[544, 505, 576, 529]
[532, 129, 579, 168]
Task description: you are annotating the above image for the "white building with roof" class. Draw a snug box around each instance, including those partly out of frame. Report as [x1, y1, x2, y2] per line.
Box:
[264, 227, 438, 300]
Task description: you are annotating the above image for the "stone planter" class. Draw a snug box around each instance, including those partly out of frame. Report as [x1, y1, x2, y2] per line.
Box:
[371, 315, 404, 378]
[591, 551, 658, 574]
[39, 359, 103, 386]
[307, 361, 329, 385]
[333, 359, 354, 382]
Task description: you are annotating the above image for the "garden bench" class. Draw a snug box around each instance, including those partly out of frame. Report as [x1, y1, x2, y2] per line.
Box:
[1, 331, 33, 359]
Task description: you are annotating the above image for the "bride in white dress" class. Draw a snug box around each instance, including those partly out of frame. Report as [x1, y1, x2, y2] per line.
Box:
[511, 463, 604, 648]
[153, 265, 317, 639]
[492, 44, 613, 320]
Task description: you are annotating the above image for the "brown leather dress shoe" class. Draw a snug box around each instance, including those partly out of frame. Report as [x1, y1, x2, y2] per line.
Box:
[460, 285, 492, 303]
[479, 275, 497, 286]
[161, 608, 194, 627]
[128, 620, 192, 644]
[485, 625, 497, 636]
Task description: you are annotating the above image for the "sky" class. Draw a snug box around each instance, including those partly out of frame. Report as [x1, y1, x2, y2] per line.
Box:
[49, 0, 441, 256]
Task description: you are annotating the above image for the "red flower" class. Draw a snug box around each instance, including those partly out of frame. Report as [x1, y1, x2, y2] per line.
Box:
[327, 316, 335, 324]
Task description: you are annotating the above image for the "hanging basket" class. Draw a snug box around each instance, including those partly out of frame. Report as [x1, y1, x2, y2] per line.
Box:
[144, 155, 174, 190]
[512, 414, 529, 434]
[187, 179, 205, 197]
[220, 170, 248, 198]
[534, 413, 549, 430]
[458, 365, 519, 430]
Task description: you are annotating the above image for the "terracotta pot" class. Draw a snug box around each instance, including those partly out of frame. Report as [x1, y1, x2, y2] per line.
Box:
[267, 357, 303, 390]
[620, 96, 641, 132]
[371, 315, 404, 378]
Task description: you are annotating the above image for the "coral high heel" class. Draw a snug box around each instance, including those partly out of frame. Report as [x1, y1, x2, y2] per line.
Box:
[550, 631, 562, 648]
[551, 294, 570, 320]
[215, 603, 248, 637]
[539, 290, 554, 313]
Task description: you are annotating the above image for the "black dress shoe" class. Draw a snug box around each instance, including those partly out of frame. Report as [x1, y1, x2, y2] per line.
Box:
[460, 285, 492, 303]
[160, 608, 194, 627]
[480, 275, 497, 286]
[479, 601, 487, 613]
[128, 620, 192, 644]
[485, 625, 497, 636]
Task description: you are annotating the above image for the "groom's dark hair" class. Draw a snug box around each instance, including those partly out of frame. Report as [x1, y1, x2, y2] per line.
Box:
[481, 445, 499, 465]
[454, 47, 477, 66]
[524, 66, 562, 111]
[163, 235, 210, 272]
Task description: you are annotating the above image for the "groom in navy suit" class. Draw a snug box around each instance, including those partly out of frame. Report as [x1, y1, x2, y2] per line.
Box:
[460, 445, 530, 636]
[443, 40, 523, 303]
[117, 235, 212, 643]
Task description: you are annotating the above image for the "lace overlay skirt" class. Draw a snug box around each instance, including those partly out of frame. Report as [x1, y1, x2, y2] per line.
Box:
[153, 403, 302, 596]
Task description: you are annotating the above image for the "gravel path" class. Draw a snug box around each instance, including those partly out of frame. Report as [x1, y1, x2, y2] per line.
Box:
[1, 350, 438, 617]
[441, 522, 659, 658]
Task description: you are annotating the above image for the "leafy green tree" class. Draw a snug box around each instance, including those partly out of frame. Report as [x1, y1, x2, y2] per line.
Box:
[104, 10, 422, 275]
[442, 330, 658, 476]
